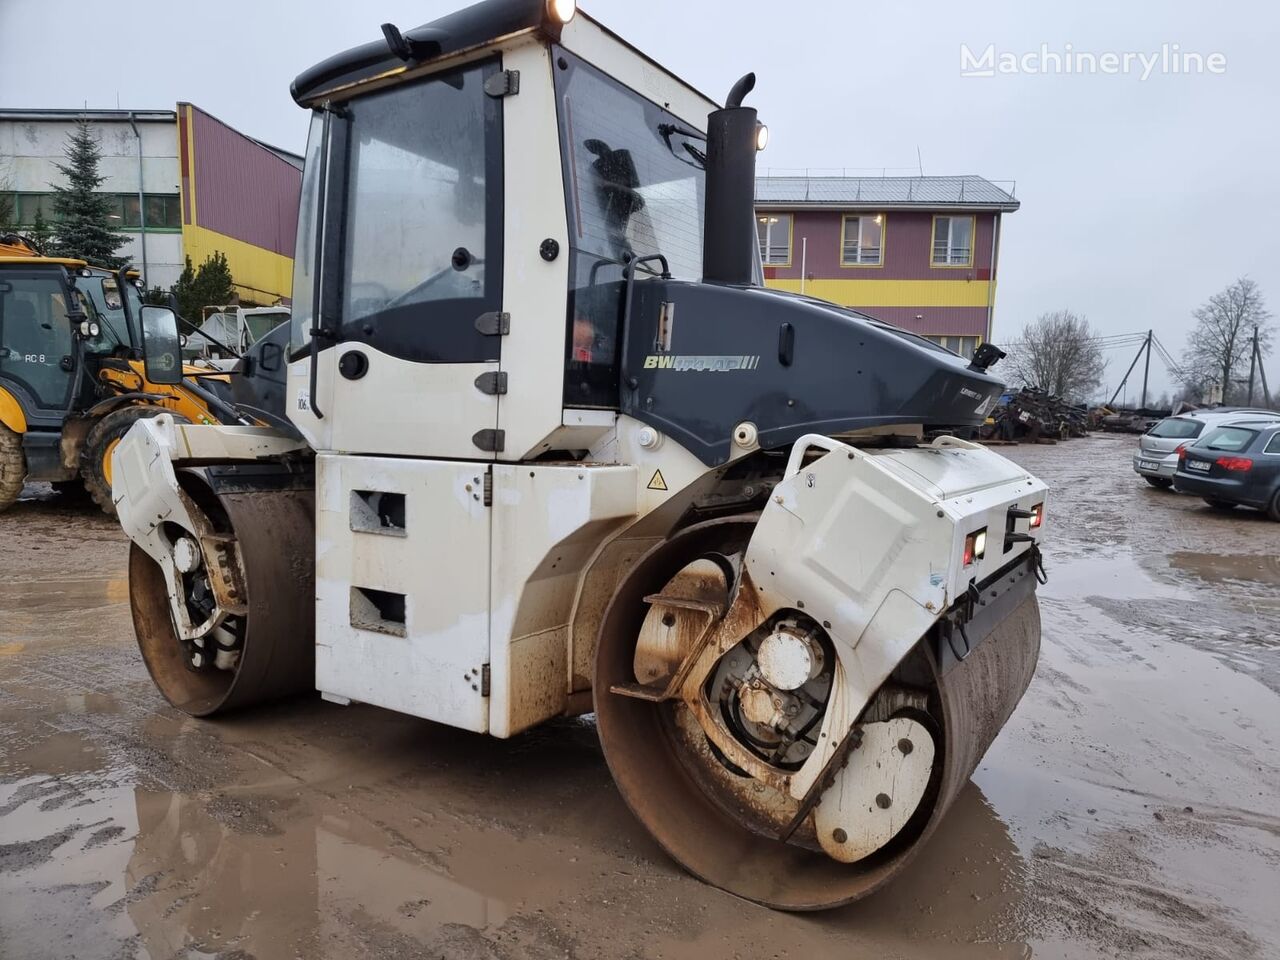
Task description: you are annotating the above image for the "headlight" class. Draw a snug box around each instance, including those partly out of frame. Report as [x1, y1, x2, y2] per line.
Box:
[755, 122, 769, 151]
[546, 0, 576, 24]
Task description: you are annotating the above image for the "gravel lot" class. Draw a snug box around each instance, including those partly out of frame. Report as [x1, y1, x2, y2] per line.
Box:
[1, 432, 1277, 960]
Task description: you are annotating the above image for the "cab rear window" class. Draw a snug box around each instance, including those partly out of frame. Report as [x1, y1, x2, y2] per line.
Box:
[1197, 426, 1256, 452]
[1148, 418, 1202, 439]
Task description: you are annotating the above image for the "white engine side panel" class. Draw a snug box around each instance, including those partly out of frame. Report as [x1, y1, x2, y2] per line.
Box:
[488, 463, 637, 737]
[315, 454, 492, 731]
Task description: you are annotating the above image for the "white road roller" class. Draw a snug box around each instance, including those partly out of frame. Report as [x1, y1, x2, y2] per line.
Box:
[111, 0, 1048, 910]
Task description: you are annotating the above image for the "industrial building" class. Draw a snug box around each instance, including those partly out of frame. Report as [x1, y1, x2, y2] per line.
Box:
[0, 106, 301, 304]
[755, 175, 1020, 358]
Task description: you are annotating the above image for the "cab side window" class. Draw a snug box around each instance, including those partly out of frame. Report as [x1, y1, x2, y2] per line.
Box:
[0, 274, 73, 409]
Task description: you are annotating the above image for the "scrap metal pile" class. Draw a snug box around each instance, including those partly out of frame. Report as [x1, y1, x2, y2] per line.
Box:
[980, 388, 1090, 442]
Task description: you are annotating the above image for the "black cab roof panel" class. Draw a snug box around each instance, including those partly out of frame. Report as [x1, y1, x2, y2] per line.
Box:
[291, 0, 557, 105]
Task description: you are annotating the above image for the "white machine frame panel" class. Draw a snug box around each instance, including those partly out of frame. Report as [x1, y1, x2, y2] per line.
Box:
[315, 453, 492, 731]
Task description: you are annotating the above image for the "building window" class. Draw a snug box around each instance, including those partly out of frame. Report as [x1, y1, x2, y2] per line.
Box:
[932, 215, 974, 266]
[925, 334, 980, 360]
[15, 193, 56, 225]
[840, 214, 884, 266]
[120, 194, 182, 229]
[756, 213, 791, 265]
[3, 192, 181, 230]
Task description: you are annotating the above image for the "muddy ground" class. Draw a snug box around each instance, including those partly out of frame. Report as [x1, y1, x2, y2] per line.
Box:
[1, 432, 1277, 960]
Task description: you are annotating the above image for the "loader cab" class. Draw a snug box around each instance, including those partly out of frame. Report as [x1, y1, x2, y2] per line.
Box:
[0, 259, 95, 430]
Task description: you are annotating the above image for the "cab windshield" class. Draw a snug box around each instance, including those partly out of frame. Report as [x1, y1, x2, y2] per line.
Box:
[245, 310, 289, 343]
[554, 47, 707, 406]
[77, 276, 132, 352]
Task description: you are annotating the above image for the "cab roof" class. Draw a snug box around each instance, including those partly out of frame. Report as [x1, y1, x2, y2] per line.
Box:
[291, 0, 718, 116]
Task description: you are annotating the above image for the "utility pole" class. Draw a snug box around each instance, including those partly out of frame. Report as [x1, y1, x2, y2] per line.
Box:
[1140, 329, 1152, 411]
[1246, 325, 1259, 406]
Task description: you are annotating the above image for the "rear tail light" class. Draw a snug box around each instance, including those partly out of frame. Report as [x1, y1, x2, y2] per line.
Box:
[963, 528, 987, 566]
[1216, 456, 1253, 472]
[1176, 443, 1188, 459]
[1029, 503, 1044, 528]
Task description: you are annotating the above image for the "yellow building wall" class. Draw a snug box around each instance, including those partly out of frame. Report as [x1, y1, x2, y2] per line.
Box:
[764, 278, 991, 308]
[181, 223, 294, 306]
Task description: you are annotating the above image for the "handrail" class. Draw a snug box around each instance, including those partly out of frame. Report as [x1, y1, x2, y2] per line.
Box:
[619, 253, 671, 392]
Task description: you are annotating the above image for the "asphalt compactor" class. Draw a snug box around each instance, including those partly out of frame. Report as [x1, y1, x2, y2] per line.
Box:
[111, 0, 1048, 910]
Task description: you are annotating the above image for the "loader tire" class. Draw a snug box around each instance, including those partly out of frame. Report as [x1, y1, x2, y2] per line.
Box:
[81, 407, 189, 516]
[0, 423, 26, 513]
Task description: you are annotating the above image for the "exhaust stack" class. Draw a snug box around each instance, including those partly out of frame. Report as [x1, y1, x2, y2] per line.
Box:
[702, 73, 760, 286]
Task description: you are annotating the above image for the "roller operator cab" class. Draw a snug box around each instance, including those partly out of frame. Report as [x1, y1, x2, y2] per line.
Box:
[112, 0, 1049, 910]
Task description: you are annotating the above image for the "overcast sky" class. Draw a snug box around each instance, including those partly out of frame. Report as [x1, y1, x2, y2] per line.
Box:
[3, 0, 1274, 400]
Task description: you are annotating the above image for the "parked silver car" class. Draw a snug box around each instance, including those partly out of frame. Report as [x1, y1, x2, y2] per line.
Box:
[1134, 407, 1277, 487]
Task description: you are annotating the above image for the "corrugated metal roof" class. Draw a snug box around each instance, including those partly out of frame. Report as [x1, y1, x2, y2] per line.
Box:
[755, 175, 1019, 211]
[0, 108, 176, 123]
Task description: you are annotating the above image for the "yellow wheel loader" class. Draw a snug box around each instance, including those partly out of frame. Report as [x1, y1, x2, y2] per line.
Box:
[111, 0, 1049, 910]
[0, 236, 252, 514]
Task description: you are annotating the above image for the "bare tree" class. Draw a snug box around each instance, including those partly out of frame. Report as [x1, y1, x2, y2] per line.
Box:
[1004, 310, 1107, 402]
[1180, 277, 1273, 403]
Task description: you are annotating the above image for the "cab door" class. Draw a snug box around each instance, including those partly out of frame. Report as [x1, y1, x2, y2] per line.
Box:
[306, 57, 506, 461]
[0, 270, 75, 426]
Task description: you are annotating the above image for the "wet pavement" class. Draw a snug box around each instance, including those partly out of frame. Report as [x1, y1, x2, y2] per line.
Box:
[1, 433, 1277, 960]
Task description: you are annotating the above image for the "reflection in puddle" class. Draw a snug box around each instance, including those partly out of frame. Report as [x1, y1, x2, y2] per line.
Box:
[124, 790, 509, 957]
[1040, 551, 1182, 602]
[0, 577, 129, 619]
[1, 765, 511, 960]
[1169, 551, 1280, 589]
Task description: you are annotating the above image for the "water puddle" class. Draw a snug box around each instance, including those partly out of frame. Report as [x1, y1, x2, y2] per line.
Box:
[0, 577, 129, 615]
[1169, 551, 1280, 589]
[1039, 551, 1183, 603]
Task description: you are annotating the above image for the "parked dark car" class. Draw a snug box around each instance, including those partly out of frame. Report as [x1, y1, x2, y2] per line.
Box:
[1173, 419, 1280, 519]
[1134, 407, 1276, 488]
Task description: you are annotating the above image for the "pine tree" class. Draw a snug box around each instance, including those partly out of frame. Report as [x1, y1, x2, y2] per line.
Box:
[49, 120, 129, 267]
[29, 209, 53, 254]
[172, 251, 236, 321]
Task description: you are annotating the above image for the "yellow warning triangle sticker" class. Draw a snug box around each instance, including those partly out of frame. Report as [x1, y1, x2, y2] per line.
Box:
[647, 469, 668, 492]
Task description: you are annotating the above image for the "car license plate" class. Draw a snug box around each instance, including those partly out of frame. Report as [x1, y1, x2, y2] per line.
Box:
[1138, 459, 1160, 470]
[1187, 460, 1210, 472]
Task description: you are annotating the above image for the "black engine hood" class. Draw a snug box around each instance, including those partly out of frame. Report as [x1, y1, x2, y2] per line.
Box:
[620, 280, 1006, 465]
